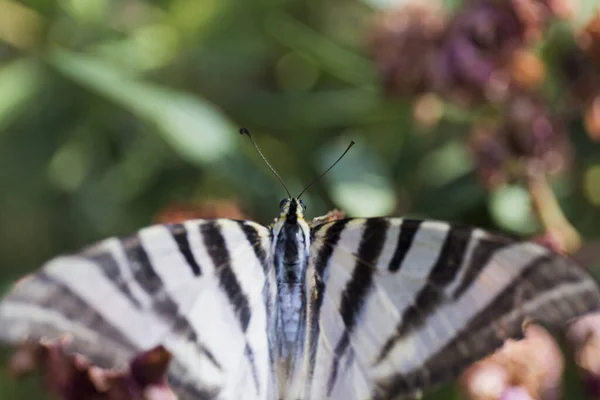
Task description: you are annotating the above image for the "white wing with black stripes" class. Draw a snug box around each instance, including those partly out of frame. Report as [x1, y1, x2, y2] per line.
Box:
[289, 217, 600, 399]
[0, 219, 278, 400]
[1, 210, 600, 400]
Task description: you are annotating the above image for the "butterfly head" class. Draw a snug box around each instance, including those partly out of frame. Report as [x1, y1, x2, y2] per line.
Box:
[278, 198, 307, 224]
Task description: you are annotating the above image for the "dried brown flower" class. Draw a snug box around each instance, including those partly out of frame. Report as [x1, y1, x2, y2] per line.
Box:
[502, 96, 570, 174]
[370, 2, 447, 96]
[371, 0, 566, 104]
[558, 50, 600, 141]
[578, 12, 600, 70]
[470, 95, 571, 188]
[438, 0, 566, 103]
[9, 338, 176, 400]
[568, 12, 600, 141]
[470, 122, 511, 188]
[558, 44, 600, 107]
[438, 1, 526, 103]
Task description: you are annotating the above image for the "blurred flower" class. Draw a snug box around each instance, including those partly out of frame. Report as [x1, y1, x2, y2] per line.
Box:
[499, 387, 534, 400]
[563, 12, 600, 141]
[460, 323, 563, 400]
[502, 96, 570, 174]
[558, 45, 600, 106]
[507, 0, 573, 40]
[578, 12, 600, 70]
[370, 2, 447, 96]
[470, 96, 570, 188]
[470, 122, 511, 188]
[371, 0, 565, 104]
[9, 338, 176, 400]
[413, 92, 444, 129]
[584, 97, 600, 141]
[568, 313, 600, 398]
[437, 0, 569, 103]
[436, 1, 526, 103]
[154, 199, 247, 224]
[507, 49, 546, 90]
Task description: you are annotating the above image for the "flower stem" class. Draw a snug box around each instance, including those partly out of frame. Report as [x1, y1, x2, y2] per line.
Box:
[527, 172, 582, 254]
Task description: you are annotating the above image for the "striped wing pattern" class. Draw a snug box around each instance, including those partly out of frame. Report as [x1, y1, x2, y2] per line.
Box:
[1, 215, 599, 400]
[0, 219, 276, 400]
[290, 217, 600, 399]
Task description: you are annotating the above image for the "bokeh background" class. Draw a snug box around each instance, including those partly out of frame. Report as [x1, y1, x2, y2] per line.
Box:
[1, 0, 600, 398]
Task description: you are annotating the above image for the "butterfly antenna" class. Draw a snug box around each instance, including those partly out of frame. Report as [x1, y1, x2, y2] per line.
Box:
[297, 140, 355, 199]
[240, 128, 292, 198]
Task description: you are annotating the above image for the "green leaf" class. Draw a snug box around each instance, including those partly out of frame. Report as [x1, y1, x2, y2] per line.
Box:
[49, 49, 237, 165]
[266, 13, 376, 86]
[0, 59, 40, 133]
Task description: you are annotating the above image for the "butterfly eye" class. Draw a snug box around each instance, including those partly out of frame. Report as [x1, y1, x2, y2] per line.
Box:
[299, 199, 306, 210]
[279, 199, 287, 210]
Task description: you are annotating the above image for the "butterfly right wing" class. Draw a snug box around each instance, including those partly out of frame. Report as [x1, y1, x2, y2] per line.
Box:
[0, 219, 278, 400]
[290, 217, 600, 400]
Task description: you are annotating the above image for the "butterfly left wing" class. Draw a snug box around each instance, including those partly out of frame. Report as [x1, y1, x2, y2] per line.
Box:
[0, 219, 278, 400]
[288, 217, 600, 400]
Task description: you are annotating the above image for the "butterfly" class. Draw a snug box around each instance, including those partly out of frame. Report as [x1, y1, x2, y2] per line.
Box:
[0, 129, 599, 400]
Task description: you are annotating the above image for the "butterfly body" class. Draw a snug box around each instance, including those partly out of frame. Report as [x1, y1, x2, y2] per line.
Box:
[1, 201, 599, 400]
[271, 198, 310, 363]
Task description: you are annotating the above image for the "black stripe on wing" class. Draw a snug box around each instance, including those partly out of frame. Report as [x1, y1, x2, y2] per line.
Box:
[169, 223, 203, 276]
[202, 222, 252, 331]
[327, 218, 390, 394]
[376, 226, 472, 364]
[306, 219, 350, 392]
[124, 238, 164, 295]
[85, 251, 143, 309]
[5, 268, 222, 400]
[237, 221, 269, 274]
[4, 271, 138, 367]
[372, 252, 600, 400]
[236, 219, 278, 382]
[451, 233, 512, 300]
[201, 221, 260, 394]
[122, 232, 222, 370]
[388, 219, 422, 272]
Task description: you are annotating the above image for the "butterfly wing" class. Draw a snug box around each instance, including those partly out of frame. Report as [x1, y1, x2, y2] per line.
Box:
[0, 219, 278, 400]
[290, 217, 600, 400]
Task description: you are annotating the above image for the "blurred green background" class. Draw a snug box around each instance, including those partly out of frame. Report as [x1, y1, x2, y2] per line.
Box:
[1, 0, 600, 398]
